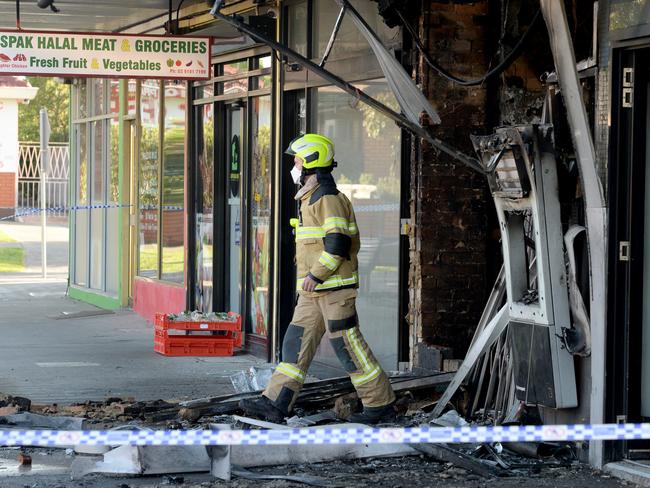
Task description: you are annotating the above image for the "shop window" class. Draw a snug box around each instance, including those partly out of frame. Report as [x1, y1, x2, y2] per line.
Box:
[287, 2, 308, 57]
[127, 80, 137, 116]
[221, 59, 250, 96]
[249, 95, 272, 336]
[223, 60, 248, 76]
[311, 80, 401, 367]
[90, 119, 106, 291]
[161, 81, 187, 283]
[138, 80, 161, 279]
[311, 0, 399, 79]
[74, 122, 88, 287]
[136, 79, 187, 283]
[195, 100, 215, 311]
[252, 56, 272, 91]
[76, 80, 87, 119]
[107, 114, 120, 294]
[312, 0, 398, 60]
[91, 78, 106, 116]
[77, 122, 88, 205]
[91, 120, 105, 202]
[71, 79, 120, 295]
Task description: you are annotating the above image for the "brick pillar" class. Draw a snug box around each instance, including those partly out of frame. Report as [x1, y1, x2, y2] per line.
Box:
[0, 172, 17, 219]
[409, 1, 491, 366]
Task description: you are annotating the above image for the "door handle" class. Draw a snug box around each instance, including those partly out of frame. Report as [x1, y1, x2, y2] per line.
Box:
[619, 241, 630, 262]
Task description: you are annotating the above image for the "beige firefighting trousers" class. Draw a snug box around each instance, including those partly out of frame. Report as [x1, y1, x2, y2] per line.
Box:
[263, 288, 395, 413]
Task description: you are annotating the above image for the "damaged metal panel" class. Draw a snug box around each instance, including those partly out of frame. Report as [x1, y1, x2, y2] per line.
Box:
[471, 125, 577, 409]
[565, 225, 591, 355]
[336, 0, 441, 126]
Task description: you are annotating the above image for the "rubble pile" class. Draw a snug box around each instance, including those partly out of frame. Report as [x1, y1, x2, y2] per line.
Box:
[0, 370, 626, 487]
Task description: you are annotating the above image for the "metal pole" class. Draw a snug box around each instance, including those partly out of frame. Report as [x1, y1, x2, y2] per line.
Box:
[40, 108, 50, 279]
[539, 0, 607, 468]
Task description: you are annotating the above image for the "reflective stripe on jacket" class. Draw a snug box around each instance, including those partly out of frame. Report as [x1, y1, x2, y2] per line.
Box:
[294, 176, 360, 293]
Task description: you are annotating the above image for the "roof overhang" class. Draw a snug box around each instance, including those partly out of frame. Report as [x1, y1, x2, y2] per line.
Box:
[0, 0, 183, 33]
[0, 0, 262, 34]
[0, 84, 38, 100]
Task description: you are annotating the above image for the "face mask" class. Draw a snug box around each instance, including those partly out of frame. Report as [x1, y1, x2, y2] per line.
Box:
[290, 165, 302, 185]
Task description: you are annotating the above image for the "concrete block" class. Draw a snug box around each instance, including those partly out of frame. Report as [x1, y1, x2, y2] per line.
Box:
[415, 343, 454, 372]
[230, 423, 417, 467]
[443, 359, 463, 372]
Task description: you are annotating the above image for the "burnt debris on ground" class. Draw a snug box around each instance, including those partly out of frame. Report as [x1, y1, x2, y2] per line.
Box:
[0, 371, 626, 486]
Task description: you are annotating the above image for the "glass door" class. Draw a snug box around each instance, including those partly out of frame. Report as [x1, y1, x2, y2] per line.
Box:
[310, 81, 401, 371]
[247, 95, 272, 343]
[226, 103, 245, 315]
[189, 52, 273, 359]
[193, 84, 215, 313]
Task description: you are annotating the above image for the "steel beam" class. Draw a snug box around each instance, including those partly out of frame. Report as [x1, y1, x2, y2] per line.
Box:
[540, 0, 607, 468]
[209, 5, 484, 174]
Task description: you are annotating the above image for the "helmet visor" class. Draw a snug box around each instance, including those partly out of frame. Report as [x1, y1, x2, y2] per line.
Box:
[284, 135, 302, 156]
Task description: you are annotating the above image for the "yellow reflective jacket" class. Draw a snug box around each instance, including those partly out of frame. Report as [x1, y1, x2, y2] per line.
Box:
[293, 174, 360, 293]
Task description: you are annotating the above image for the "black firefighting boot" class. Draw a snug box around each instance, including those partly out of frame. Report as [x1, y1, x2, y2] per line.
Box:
[348, 401, 397, 424]
[239, 396, 288, 423]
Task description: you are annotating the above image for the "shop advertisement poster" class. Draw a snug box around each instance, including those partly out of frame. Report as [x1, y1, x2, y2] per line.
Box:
[0, 30, 211, 80]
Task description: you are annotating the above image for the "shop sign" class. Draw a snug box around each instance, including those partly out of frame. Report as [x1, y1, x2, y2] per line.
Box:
[0, 30, 211, 80]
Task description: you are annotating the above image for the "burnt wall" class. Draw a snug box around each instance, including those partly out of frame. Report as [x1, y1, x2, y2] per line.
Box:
[409, 0, 491, 363]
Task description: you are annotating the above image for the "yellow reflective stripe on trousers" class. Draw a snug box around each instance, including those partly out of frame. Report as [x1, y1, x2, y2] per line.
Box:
[346, 327, 381, 386]
[351, 366, 381, 386]
[347, 327, 372, 370]
[296, 272, 358, 291]
[275, 362, 306, 383]
[296, 226, 326, 240]
[318, 252, 339, 271]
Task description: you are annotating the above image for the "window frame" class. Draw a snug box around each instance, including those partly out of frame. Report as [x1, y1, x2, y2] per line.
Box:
[71, 78, 117, 294]
[135, 79, 188, 284]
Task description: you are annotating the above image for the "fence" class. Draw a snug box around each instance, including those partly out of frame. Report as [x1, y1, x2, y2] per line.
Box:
[17, 142, 69, 218]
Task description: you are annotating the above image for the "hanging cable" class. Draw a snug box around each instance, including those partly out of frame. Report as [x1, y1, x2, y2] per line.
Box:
[15, 0, 20, 29]
[397, 7, 542, 87]
[319, 6, 347, 68]
[176, 0, 187, 30]
[167, 0, 173, 34]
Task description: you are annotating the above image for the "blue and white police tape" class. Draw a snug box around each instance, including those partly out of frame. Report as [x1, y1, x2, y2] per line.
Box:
[1, 423, 650, 447]
[0, 204, 185, 221]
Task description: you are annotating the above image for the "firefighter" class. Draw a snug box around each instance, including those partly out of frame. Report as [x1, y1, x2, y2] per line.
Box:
[240, 133, 396, 424]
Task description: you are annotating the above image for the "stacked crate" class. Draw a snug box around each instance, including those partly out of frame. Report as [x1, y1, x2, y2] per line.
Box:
[154, 312, 242, 357]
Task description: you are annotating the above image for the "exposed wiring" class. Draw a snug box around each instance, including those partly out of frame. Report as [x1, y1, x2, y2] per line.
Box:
[176, 0, 187, 31]
[397, 7, 542, 87]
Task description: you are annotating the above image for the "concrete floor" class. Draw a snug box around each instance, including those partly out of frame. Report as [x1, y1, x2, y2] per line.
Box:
[0, 220, 68, 278]
[0, 220, 262, 404]
[0, 279, 262, 404]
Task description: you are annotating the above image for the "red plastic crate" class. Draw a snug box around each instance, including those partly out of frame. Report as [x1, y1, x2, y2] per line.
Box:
[154, 331, 234, 356]
[155, 312, 241, 332]
[153, 312, 242, 356]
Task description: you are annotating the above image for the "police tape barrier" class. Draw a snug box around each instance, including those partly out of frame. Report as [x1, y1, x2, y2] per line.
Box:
[1, 423, 649, 447]
[0, 204, 185, 221]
